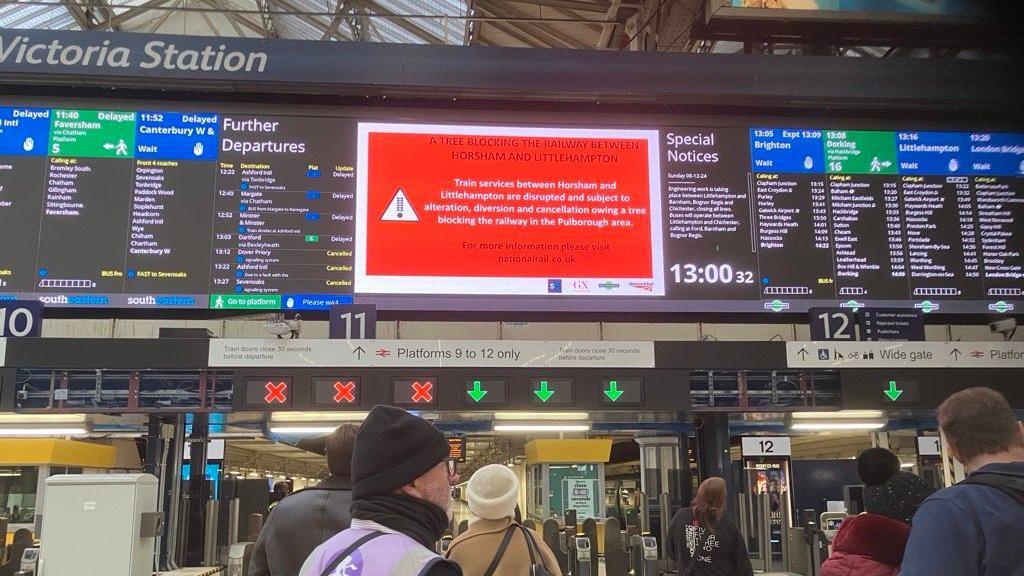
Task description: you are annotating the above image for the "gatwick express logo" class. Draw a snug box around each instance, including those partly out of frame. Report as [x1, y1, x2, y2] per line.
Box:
[0, 34, 268, 73]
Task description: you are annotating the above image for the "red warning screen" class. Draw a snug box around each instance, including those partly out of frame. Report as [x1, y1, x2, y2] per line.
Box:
[356, 123, 664, 296]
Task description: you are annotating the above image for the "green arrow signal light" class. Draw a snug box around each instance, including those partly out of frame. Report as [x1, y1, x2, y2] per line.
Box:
[534, 380, 554, 402]
[467, 380, 488, 402]
[604, 380, 624, 402]
[883, 380, 904, 402]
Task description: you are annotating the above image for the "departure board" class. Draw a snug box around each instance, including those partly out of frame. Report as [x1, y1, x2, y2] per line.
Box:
[0, 100, 1020, 314]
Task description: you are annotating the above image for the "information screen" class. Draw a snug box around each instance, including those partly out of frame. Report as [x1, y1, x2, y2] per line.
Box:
[0, 101, 1020, 314]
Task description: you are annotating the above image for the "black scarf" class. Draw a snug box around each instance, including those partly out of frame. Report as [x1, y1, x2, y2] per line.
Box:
[350, 493, 450, 549]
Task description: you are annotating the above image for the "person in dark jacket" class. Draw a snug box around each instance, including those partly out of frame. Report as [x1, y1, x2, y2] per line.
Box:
[821, 447, 934, 576]
[267, 481, 291, 514]
[248, 423, 358, 576]
[902, 387, 1024, 576]
[667, 477, 753, 576]
[299, 406, 462, 576]
[0, 529, 33, 576]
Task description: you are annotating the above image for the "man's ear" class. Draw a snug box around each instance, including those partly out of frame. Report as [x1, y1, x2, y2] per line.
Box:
[399, 483, 422, 499]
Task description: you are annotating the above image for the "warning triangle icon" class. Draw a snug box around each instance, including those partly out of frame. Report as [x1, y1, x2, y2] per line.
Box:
[381, 188, 419, 222]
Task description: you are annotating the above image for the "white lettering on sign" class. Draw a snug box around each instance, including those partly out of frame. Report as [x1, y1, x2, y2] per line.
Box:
[208, 339, 655, 368]
[917, 436, 942, 457]
[0, 338, 5, 367]
[741, 437, 792, 457]
[0, 34, 268, 72]
[787, 341, 1024, 368]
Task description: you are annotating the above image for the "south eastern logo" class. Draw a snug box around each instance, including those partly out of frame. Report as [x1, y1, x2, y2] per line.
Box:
[329, 548, 364, 576]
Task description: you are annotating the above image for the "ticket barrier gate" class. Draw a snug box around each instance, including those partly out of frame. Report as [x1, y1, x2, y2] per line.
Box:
[569, 534, 593, 576]
[737, 491, 793, 573]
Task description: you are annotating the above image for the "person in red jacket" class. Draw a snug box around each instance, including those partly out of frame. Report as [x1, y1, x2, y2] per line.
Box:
[821, 448, 934, 576]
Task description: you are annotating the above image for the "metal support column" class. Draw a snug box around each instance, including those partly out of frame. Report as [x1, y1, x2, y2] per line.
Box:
[694, 414, 734, 518]
[183, 413, 210, 566]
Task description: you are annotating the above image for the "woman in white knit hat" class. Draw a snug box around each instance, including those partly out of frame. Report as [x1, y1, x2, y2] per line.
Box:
[445, 464, 562, 576]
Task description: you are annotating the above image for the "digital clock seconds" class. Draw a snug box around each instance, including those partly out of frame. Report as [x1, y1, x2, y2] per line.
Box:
[670, 263, 756, 284]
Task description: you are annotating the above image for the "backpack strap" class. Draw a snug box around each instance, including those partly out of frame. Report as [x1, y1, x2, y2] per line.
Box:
[961, 472, 1024, 506]
[319, 531, 385, 576]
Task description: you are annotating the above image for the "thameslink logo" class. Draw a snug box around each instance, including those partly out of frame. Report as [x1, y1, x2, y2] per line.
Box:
[0, 34, 268, 73]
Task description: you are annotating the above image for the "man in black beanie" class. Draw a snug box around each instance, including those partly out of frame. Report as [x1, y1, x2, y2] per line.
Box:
[299, 406, 461, 576]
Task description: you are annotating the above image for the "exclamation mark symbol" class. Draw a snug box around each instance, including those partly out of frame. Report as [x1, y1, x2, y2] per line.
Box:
[396, 196, 404, 219]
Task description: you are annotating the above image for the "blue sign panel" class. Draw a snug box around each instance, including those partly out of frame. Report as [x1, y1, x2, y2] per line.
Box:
[282, 294, 354, 311]
[135, 111, 219, 160]
[968, 132, 1024, 176]
[896, 131, 972, 175]
[0, 107, 50, 156]
[750, 128, 825, 172]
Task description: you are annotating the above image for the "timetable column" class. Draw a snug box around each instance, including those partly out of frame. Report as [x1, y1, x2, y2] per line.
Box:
[969, 132, 1024, 303]
[749, 128, 836, 303]
[896, 131, 984, 305]
[121, 111, 219, 303]
[0, 107, 49, 293]
[823, 130, 909, 301]
[209, 115, 357, 309]
[35, 109, 136, 297]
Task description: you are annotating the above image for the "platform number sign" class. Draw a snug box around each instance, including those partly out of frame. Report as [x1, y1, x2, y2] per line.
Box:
[329, 304, 377, 339]
[0, 301, 43, 337]
[741, 437, 792, 457]
[809, 308, 856, 341]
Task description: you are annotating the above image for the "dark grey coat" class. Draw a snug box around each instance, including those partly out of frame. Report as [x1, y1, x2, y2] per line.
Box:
[248, 475, 353, 576]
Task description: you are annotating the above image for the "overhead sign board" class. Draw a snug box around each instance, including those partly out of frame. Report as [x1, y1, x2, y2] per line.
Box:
[917, 436, 943, 457]
[741, 437, 792, 457]
[463, 378, 508, 407]
[209, 339, 655, 368]
[312, 377, 361, 407]
[787, 341, 1024, 368]
[448, 435, 467, 463]
[858, 309, 925, 341]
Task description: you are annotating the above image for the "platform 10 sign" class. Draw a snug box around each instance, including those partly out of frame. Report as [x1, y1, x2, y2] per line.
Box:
[0, 301, 43, 337]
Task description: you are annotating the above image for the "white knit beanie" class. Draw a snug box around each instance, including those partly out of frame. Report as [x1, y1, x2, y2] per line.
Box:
[468, 464, 520, 521]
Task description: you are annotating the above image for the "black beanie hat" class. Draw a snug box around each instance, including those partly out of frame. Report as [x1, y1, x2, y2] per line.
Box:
[857, 447, 901, 486]
[863, 471, 935, 524]
[351, 405, 450, 500]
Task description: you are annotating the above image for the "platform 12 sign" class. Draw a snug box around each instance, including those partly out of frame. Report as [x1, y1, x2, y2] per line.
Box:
[0, 301, 42, 337]
[741, 437, 792, 457]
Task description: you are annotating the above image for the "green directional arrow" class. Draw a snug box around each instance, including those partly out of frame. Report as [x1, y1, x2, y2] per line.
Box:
[467, 380, 488, 403]
[883, 380, 904, 402]
[604, 380, 624, 402]
[534, 380, 555, 402]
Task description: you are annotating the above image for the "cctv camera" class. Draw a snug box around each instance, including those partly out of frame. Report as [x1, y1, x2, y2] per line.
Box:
[264, 313, 302, 339]
[989, 318, 1017, 341]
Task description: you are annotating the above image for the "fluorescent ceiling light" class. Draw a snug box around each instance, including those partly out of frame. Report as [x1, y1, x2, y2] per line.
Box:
[791, 422, 885, 431]
[270, 412, 368, 423]
[900, 462, 915, 468]
[269, 426, 343, 435]
[494, 412, 589, 421]
[0, 428, 89, 436]
[493, 423, 591, 433]
[791, 410, 884, 420]
[0, 414, 87, 424]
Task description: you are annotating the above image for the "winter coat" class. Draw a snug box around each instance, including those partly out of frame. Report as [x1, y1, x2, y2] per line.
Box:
[249, 475, 353, 576]
[820, 513, 909, 576]
[446, 518, 562, 576]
